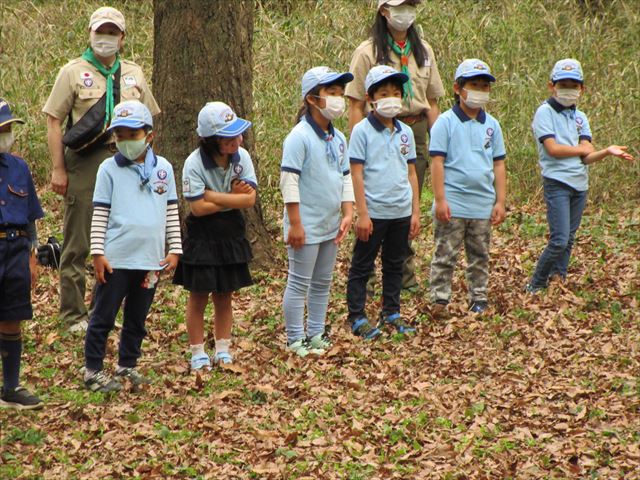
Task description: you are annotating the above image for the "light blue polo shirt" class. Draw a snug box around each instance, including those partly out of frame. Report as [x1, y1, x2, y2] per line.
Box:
[93, 149, 178, 270]
[349, 113, 416, 220]
[281, 113, 350, 244]
[532, 98, 592, 192]
[181, 146, 257, 208]
[429, 104, 506, 220]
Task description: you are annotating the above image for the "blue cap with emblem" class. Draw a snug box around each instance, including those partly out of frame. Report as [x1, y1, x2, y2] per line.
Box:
[365, 65, 409, 92]
[301, 67, 354, 99]
[197, 102, 251, 138]
[109, 100, 153, 130]
[0, 98, 25, 128]
[454, 59, 496, 82]
[550, 58, 584, 83]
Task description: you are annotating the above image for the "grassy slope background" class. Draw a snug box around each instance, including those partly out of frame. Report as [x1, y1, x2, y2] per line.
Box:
[1, 1, 640, 479]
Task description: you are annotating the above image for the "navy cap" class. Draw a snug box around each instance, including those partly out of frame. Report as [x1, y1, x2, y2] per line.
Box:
[0, 99, 25, 128]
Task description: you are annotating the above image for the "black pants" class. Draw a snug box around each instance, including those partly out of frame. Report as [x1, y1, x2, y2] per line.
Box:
[347, 216, 410, 319]
[84, 269, 157, 371]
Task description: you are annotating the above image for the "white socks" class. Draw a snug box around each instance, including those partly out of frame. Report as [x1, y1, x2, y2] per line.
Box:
[215, 339, 231, 355]
[190, 343, 205, 357]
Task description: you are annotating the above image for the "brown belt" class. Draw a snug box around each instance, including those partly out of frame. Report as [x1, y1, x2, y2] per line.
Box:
[397, 113, 427, 125]
[0, 229, 29, 240]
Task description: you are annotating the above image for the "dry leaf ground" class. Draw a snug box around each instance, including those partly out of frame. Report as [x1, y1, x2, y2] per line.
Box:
[1, 200, 639, 480]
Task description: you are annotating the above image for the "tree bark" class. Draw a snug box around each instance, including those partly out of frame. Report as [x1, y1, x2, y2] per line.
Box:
[153, 0, 274, 267]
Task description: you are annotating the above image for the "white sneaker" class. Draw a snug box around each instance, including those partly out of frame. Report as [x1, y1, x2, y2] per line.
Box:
[69, 320, 89, 333]
[287, 339, 325, 358]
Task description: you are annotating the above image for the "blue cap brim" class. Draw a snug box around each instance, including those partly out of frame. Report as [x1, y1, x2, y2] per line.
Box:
[216, 118, 252, 137]
[318, 72, 354, 87]
[552, 73, 583, 83]
[457, 73, 496, 82]
[108, 119, 149, 130]
[0, 118, 25, 128]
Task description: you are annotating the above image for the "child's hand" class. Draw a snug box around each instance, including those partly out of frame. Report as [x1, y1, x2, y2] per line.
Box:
[159, 253, 179, 273]
[606, 145, 634, 161]
[287, 223, 305, 250]
[93, 255, 113, 284]
[29, 251, 38, 289]
[434, 199, 451, 223]
[356, 215, 373, 242]
[231, 179, 253, 194]
[491, 202, 506, 225]
[409, 212, 420, 240]
[335, 214, 352, 245]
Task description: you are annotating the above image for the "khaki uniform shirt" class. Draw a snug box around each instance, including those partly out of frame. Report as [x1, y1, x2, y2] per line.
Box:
[43, 57, 160, 124]
[345, 38, 445, 116]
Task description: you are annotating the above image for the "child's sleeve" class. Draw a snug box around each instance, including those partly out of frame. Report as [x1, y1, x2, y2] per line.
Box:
[406, 127, 417, 164]
[339, 134, 355, 202]
[348, 123, 366, 164]
[280, 131, 305, 203]
[578, 112, 592, 142]
[90, 163, 112, 256]
[182, 158, 206, 201]
[492, 121, 507, 161]
[164, 165, 182, 255]
[532, 106, 555, 143]
[428, 116, 449, 158]
[239, 151, 257, 190]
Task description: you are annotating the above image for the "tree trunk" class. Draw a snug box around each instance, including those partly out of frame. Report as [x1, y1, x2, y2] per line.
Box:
[152, 0, 274, 267]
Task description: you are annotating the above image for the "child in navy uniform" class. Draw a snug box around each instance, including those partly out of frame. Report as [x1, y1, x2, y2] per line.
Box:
[0, 99, 44, 409]
[280, 67, 355, 357]
[174, 102, 257, 369]
[526, 59, 634, 292]
[84, 100, 182, 392]
[347, 66, 421, 339]
[428, 59, 507, 317]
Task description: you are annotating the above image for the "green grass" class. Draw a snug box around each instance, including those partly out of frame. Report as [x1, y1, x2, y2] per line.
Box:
[1, 0, 639, 217]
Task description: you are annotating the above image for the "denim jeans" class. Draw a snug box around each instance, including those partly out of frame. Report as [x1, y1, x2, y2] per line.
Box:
[529, 178, 587, 288]
[283, 240, 338, 344]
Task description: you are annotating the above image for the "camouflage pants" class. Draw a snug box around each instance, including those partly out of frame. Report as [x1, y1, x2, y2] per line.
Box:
[430, 218, 491, 303]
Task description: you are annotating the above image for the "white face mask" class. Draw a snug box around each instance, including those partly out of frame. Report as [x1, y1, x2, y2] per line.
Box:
[386, 5, 417, 32]
[314, 95, 346, 121]
[0, 132, 14, 153]
[374, 97, 403, 118]
[116, 137, 149, 161]
[554, 88, 581, 107]
[91, 32, 120, 57]
[462, 89, 490, 109]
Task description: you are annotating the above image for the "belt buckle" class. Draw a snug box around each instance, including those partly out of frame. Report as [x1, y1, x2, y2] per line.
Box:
[6, 228, 17, 240]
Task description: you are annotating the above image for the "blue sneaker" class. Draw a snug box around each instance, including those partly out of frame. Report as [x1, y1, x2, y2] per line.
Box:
[469, 301, 489, 314]
[214, 351, 233, 365]
[190, 352, 211, 371]
[378, 312, 416, 334]
[525, 283, 545, 294]
[350, 317, 382, 340]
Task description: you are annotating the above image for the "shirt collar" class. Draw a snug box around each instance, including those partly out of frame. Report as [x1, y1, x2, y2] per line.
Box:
[547, 97, 576, 113]
[366, 111, 402, 132]
[113, 147, 158, 168]
[199, 146, 240, 170]
[452, 104, 487, 124]
[304, 112, 335, 140]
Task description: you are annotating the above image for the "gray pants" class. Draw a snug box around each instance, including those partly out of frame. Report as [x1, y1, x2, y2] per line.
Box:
[430, 218, 491, 303]
[283, 240, 338, 344]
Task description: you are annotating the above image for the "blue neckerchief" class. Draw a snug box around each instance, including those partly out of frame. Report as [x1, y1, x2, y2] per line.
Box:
[114, 147, 157, 191]
[304, 113, 341, 172]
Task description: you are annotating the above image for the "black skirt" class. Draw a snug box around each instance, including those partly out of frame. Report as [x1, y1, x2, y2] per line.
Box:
[173, 209, 253, 293]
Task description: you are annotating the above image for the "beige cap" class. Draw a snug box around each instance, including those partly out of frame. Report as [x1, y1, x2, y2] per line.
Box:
[377, 0, 421, 8]
[89, 7, 125, 32]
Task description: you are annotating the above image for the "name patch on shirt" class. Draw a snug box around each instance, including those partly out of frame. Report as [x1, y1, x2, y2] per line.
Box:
[123, 75, 137, 86]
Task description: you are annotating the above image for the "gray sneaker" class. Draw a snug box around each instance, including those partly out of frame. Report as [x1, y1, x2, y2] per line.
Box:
[84, 370, 122, 393]
[0, 386, 44, 410]
[115, 367, 152, 386]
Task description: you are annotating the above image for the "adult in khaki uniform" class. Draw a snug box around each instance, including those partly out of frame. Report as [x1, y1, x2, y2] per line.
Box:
[346, 0, 444, 290]
[44, 7, 160, 331]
